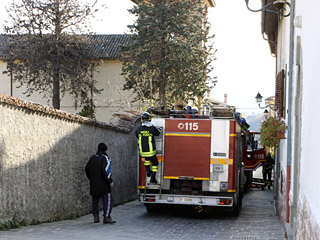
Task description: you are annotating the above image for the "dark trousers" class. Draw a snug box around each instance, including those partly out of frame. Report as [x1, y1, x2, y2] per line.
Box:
[263, 168, 272, 185]
[92, 193, 113, 217]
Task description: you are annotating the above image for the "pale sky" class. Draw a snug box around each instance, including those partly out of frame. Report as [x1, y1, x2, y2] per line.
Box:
[0, 0, 275, 116]
[210, 0, 275, 115]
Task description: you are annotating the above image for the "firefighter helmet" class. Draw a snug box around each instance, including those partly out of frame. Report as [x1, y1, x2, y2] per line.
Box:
[141, 112, 151, 122]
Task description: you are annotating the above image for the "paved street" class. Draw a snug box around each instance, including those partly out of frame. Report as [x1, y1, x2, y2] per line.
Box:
[0, 186, 285, 240]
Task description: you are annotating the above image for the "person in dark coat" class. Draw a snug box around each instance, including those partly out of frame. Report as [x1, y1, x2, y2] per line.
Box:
[85, 142, 116, 224]
[263, 152, 274, 189]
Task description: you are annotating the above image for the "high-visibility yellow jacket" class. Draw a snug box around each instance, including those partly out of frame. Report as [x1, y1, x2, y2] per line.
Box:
[135, 124, 161, 157]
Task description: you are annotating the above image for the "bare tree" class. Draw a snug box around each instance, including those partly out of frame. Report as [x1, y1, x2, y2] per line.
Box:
[3, 0, 104, 109]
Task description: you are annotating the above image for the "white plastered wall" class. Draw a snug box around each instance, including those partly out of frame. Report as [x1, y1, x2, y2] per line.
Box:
[295, 0, 320, 229]
[0, 59, 136, 123]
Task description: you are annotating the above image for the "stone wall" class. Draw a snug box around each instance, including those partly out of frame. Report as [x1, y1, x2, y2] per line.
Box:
[0, 94, 139, 223]
[276, 168, 287, 225]
[296, 195, 320, 239]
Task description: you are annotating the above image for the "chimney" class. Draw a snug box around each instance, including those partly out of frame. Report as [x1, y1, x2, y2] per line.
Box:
[224, 94, 227, 104]
[206, 90, 210, 97]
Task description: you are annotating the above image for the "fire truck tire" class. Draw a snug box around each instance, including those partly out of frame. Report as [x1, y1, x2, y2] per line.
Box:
[238, 195, 243, 207]
[229, 197, 241, 216]
[145, 203, 160, 213]
[244, 171, 253, 193]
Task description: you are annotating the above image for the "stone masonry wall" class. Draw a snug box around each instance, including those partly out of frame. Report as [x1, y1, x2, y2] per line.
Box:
[296, 195, 320, 239]
[276, 168, 287, 226]
[0, 94, 139, 223]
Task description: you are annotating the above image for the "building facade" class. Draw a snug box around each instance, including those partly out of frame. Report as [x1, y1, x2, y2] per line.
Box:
[252, 0, 320, 238]
[0, 0, 216, 123]
[0, 34, 135, 123]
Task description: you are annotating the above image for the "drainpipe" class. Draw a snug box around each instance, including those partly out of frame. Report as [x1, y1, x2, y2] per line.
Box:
[10, 68, 13, 97]
[286, 0, 295, 237]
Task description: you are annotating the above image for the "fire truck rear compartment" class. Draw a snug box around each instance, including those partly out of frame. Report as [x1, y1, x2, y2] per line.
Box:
[171, 179, 202, 194]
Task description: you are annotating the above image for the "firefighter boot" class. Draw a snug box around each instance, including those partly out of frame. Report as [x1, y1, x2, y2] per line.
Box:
[150, 172, 157, 184]
[93, 214, 100, 223]
[145, 166, 151, 177]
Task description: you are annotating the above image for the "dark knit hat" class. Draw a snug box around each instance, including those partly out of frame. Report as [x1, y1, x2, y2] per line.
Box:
[98, 142, 108, 151]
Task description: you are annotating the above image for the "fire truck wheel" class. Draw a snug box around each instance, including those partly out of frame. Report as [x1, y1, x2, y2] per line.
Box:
[145, 203, 160, 213]
[230, 198, 241, 216]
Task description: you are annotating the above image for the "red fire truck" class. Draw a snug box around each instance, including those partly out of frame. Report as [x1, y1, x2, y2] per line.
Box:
[138, 107, 265, 214]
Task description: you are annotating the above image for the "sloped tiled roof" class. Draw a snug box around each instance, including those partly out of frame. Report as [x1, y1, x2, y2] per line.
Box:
[0, 34, 131, 60]
[86, 34, 131, 60]
[0, 35, 16, 59]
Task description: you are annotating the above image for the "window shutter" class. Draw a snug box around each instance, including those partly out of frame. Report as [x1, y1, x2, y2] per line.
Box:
[275, 70, 285, 117]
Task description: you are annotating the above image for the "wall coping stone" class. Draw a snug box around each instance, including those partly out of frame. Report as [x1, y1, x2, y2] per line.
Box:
[0, 93, 139, 133]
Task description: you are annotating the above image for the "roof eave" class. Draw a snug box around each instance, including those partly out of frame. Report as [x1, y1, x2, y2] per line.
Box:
[131, 0, 216, 7]
[261, 0, 283, 55]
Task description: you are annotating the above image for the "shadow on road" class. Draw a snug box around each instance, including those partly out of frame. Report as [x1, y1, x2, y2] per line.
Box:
[142, 203, 241, 219]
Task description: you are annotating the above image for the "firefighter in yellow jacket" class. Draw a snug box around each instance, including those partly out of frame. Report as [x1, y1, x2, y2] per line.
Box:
[135, 112, 161, 184]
